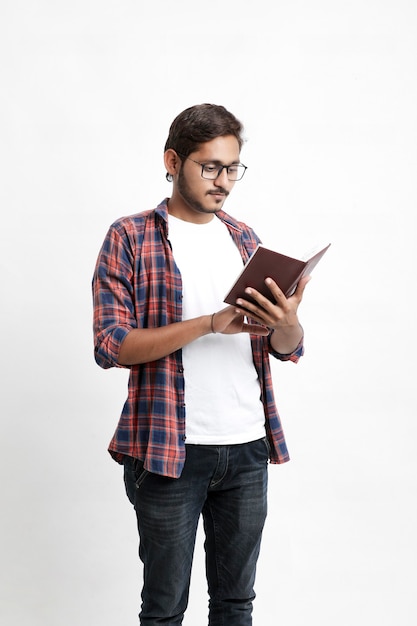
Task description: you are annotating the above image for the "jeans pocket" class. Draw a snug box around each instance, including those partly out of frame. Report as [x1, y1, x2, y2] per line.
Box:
[124, 456, 149, 504]
[262, 435, 271, 459]
[134, 465, 149, 489]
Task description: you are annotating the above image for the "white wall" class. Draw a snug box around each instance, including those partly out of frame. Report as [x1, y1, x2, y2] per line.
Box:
[1, 1, 416, 624]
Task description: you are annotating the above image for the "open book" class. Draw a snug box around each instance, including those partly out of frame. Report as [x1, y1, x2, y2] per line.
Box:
[224, 243, 331, 306]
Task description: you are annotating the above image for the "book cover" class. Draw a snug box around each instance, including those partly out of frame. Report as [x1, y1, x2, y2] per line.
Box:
[224, 243, 331, 306]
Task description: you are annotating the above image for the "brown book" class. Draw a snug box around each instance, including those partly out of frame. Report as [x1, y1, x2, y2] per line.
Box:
[224, 243, 331, 306]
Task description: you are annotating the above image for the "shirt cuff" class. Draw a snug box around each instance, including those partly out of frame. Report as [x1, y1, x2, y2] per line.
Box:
[95, 325, 132, 369]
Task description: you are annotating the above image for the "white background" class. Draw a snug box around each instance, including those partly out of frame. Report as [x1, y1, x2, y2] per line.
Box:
[1, 1, 416, 624]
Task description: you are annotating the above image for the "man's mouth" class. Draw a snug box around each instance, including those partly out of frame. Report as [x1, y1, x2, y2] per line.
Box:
[207, 189, 228, 198]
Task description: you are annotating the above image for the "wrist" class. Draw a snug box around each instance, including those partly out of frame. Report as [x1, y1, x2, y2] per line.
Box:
[270, 323, 303, 353]
[203, 313, 216, 335]
[210, 312, 217, 333]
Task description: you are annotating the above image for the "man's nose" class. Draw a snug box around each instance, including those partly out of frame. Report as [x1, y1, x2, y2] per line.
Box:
[214, 167, 230, 186]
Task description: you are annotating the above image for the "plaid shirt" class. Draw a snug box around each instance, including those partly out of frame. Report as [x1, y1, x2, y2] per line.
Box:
[93, 198, 303, 478]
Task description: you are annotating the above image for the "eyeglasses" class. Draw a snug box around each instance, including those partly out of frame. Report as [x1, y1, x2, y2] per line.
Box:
[177, 153, 247, 181]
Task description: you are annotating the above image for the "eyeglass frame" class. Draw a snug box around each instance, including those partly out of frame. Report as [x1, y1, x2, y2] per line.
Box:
[176, 152, 248, 181]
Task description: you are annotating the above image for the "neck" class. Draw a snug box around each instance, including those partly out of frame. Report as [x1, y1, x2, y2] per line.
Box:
[167, 196, 217, 224]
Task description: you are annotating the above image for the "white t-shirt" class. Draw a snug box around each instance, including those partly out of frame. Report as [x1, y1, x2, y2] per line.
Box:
[168, 213, 266, 445]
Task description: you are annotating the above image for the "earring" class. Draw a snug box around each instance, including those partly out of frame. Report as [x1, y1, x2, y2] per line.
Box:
[166, 172, 173, 182]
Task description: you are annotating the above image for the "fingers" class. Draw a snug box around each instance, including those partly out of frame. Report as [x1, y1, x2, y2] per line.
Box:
[243, 323, 269, 336]
[264, 277, 285, 301]
[294, 275, 311, 298]
[212, 306, 242, 333]
[263, 275, 311, 304]
[215, 305, 269, 336]
[235, 275, 310, 331]
[236, 287, 274, 316]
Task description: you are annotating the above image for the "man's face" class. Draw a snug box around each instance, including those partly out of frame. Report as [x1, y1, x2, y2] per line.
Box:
[175, 135, 240, 218]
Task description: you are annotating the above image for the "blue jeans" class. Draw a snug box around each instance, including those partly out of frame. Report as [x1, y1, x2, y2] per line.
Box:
[123, 438, 269, 626]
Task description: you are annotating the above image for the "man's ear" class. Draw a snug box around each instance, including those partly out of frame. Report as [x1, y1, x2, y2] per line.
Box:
[164, 149, 182, 180]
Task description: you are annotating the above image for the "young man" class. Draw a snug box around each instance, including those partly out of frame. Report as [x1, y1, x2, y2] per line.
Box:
[93, 104, 309, 625]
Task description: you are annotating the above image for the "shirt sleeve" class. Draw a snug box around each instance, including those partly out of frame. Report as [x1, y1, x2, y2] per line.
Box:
[92, 223, 137, 369]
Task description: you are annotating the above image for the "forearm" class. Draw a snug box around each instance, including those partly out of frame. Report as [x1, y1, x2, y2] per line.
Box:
[117, 315, 213, 365]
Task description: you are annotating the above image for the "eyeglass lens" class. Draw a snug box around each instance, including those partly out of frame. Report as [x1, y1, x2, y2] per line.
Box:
[202, 164, 246, 181]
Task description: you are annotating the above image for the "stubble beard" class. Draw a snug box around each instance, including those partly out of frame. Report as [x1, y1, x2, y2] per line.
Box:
[177, 168, 228, 215]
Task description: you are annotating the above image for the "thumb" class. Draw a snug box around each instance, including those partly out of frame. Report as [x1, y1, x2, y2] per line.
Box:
[242, 322, 269, 336]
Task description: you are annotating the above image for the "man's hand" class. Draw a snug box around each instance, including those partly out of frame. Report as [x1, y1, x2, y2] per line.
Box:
[211, 306, 269, 336]
[233, 275, 311, 353]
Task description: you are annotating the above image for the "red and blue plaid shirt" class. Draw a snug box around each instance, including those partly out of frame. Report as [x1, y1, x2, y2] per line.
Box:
[92, 199, 303, 478]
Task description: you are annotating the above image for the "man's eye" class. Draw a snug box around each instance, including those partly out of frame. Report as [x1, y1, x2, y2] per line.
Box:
[203, 164, 218, 173]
